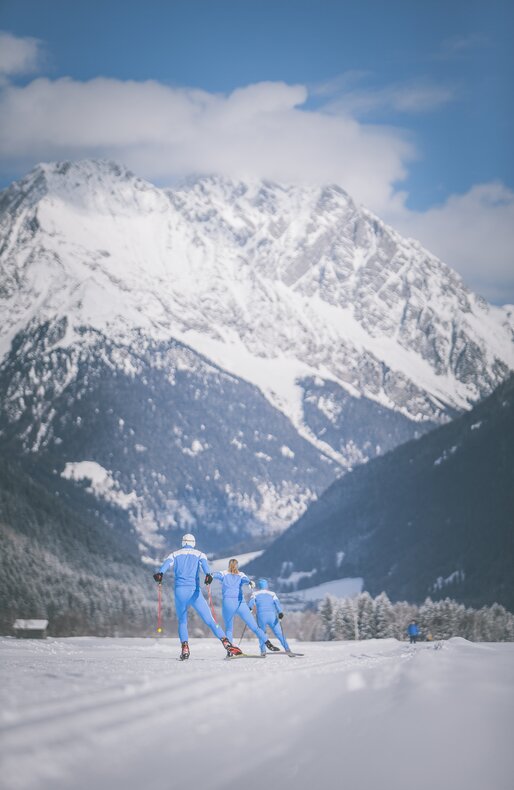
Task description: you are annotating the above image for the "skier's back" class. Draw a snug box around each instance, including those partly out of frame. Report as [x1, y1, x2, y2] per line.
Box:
[153, 534, 242, 660]
[211, 559, 276, 655]
[249, 578, 290, 653]
[164, 543, 208, 589]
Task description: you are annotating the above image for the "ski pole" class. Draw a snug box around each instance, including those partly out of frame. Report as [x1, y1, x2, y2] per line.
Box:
[277, 616, 288, 650]
[238, 624, 248, 645]
[157, 582, 163, 634]
[207, 584, 218, 624]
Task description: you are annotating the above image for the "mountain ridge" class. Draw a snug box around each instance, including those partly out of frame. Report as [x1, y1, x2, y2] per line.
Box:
[0, 159, 512, 554]
[246, 375, 514, 610]
[2, 160, 511, 421]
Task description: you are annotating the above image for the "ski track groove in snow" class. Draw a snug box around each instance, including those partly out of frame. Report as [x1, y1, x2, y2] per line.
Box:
[1, 644, 403, 743]
[1, 637, 513, 790]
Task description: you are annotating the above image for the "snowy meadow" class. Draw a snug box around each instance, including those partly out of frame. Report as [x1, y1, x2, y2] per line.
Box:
[1, 636, 513, 790]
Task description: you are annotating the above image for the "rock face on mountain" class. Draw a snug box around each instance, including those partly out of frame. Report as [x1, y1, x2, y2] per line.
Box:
[247, 376, 514, 610]
[0, 160, 512, 555]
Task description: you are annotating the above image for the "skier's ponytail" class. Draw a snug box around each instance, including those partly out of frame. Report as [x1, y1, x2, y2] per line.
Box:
[228, 558, 239, 574]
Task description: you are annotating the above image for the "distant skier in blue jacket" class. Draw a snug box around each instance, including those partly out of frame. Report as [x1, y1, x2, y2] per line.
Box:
[153, 534, 242, 660]
[209, 559, 277, 656]
[249, 578, 289, 653]
[407, 620, 420, 644]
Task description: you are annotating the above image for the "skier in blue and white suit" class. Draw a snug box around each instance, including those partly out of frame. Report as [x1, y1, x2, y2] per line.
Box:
[249, 578, 290, 652]
[153, 534, 242, 660]
[210, 559, 275, 655]
[407, 620, 420, 644]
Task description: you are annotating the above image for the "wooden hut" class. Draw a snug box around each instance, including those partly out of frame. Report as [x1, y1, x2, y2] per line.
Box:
[13, 619, 49, 639]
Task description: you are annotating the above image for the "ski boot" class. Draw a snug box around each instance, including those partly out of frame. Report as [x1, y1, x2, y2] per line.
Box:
[265, 640, 280, 652]
[180, 641, 190, 660]
[221, 637, 243, 657]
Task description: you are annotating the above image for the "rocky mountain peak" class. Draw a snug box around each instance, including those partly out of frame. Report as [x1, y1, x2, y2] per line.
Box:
[0, 160, 512, 553]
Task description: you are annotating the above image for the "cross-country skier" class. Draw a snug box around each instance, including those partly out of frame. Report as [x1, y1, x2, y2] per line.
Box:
[407, 620, 420, 644]
[153, 534, 242, 660]
[209, 559, 277, 656]
[248, 578, 289, 653]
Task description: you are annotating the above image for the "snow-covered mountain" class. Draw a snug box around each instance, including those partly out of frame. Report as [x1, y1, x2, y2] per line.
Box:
[0, 160, 512, 555]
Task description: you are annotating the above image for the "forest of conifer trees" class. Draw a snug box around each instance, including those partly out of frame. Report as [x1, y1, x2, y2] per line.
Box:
[315, 591, 514, 642]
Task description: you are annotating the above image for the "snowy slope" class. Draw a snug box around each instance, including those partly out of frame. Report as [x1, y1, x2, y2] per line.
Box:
[280, 576, 364, 609]
[0, 160, 512, 553]
[210, 550, 264, 571]
[1, 636, 513, 790]
[1, 161, 512, 425]
[248, 375, 514, 609]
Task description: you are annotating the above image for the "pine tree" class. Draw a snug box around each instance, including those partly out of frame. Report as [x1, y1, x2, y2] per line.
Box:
[434, 598, 460, 639]
[419, 597, 437, 639]
[483, 603, 513, 641]
[374, 592, 395, 639]
[357, 592, 375, 639]
[392, 600, 418, 640]
[319, 596, 336, 640]
[332, 599, 358, 640]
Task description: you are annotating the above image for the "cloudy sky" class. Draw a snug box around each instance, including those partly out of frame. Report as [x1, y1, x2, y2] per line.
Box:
[0, 0, 513, 303]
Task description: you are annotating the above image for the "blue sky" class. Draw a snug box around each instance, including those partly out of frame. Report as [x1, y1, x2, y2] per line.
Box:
[0, 0, 513, 302]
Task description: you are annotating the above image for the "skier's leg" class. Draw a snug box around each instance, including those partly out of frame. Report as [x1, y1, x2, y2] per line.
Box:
[270, 619, 290, 651]
[237, 602, 267, 650]
[174, 588, 190, 643]
[190, 589, 226, 639]
[257, 615, 267, 636]
[222, 600, 238, 644]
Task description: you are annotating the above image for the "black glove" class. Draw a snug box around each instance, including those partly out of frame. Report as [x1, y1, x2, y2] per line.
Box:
[153, 572, 163, 583]
[204, 573, 213, 585]
[278, 612, 284, 620]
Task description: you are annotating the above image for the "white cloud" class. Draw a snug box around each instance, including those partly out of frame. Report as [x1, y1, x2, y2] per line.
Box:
[323, 81, 456, 116]
[0, 33, 511, 304]
[0, 31, 42, 77]
[309, 70, 371, 98]
[0, 74, 414, 213]
[436, 33, 490, 60]
[311, 70, 457, 116]
[388, 182, 514, 304]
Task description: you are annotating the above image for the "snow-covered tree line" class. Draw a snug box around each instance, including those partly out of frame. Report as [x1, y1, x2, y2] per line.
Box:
[316, 592, 514, 642]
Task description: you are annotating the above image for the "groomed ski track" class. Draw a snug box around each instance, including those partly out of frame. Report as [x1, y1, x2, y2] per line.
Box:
[1, 637, 513, 790]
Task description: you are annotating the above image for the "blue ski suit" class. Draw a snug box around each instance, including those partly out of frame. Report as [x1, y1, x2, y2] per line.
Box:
[407, 622, 420, 643]
[249, 587, 289, 651]
[212, 571, 268, 651]
[159, 548, 226, 643]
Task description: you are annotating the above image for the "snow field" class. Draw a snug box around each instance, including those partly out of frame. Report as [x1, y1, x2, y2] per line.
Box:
[1, 637, 513, 790]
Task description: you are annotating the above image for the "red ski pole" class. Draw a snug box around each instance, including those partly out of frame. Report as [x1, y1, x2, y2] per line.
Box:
[156, 582, 163, 634]
[207, 584, 218, 623]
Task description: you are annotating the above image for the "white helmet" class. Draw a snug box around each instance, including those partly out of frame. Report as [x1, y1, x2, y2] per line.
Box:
[182, 533, 196, 548]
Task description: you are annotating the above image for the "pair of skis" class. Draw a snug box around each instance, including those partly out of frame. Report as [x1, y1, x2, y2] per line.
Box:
[177, 651, 304, 662]
[226, 650, 304, 659]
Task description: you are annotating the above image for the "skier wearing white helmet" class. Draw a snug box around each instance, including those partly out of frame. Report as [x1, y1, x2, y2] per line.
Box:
[153, 534, 242, 660]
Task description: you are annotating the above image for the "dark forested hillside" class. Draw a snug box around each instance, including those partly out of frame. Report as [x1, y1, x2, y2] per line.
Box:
[0, 460, 166, 634]
[247, 376, 514, 610]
